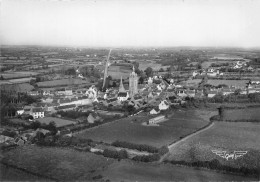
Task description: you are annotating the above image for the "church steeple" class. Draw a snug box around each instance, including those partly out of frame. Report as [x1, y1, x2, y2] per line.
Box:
[119, 76, 126, 93]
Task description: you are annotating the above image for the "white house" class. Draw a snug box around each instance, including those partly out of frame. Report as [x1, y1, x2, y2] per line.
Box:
[150, 108, 160, 115]
[176, 90, 187, 97]
[30, 108, 45, 119]
[207, 91, 218, 98]
[159, 100, 170, 110]
[16, 109, 25, 115]
[117, 92, 129, 102]
[148, 77, 153, 85]
[148, 115, 165, 125]
[192, 71, 198, 77]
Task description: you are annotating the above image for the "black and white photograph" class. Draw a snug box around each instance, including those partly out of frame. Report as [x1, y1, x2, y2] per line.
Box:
[0, 0, 260, 181]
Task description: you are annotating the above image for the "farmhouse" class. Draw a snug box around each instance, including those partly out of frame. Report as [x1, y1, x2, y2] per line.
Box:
[150, 108, 160, 115]
[208, 90, 218, 98]
[159, 100, 170, 110]
[30, 108, 45, 119]
[148, 115, 165, 125]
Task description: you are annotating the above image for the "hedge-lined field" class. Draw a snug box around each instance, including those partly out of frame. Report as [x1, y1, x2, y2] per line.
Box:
[75, 109, 215, 148]
[223, 107, 260, 121]
[2, 145, 115, 181]
[165, 122, 260, 170]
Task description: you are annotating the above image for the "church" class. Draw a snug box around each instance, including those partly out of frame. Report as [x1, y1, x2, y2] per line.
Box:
[117, 66, 138, 101]
[117, 77, 129, 102]
[129, 66, 138, 97]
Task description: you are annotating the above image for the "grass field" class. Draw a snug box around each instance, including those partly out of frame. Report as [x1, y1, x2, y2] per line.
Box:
[0, 163, 50, 181]
[75, 109, 216, 148]
[101, 160, 256, 181]
[224, 108, 260, 120]
[1, 145, 115, 181]
[2, 145, 255, 181]
[165, 122, 260, 169]
[36, 78, 90, 87]
[2, 71, 39, 79]
[37, 117, 76, 128]
[207, 79, 249, 87]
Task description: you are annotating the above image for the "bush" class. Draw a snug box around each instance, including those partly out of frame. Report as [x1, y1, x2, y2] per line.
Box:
[158, 146, 169, 155]
[132, 154, 160, 162]
[103, 149, 128, 159]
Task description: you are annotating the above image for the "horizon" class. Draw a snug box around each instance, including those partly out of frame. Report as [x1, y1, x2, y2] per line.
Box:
[1, 0, 260, 48]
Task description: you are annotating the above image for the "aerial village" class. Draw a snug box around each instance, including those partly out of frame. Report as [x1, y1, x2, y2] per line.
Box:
[1, 46, 260, 181]
[1, 48, 260, 147]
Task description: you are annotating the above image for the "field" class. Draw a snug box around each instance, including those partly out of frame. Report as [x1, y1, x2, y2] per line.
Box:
[1, 145, 115, 181]
[37, 117, 77, 128]
[101, 160, 255, 181]
[75, 109, 216, 148]
[164, 122, 260, 169]
[139, 60, 169, 71]
[224, 107, 260, 120]
[1, 145, 255, 181]
[202, 60, 232, 69]
[0, 163, 50, 181]
[207, 79, 249, 87]
[1, 71, 39, 79]
[36, 78, 90, 87]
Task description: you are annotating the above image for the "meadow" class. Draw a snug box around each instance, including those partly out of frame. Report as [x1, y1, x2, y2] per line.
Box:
[224, 107, 260, 121]
[36, 78, 90, 87]
[1, 145, 115, 181]
[37, 117, 77, 128]
[101, 160, 255, 181]
[1, 145, 255, 181]
[207, 79, 249, 87]
[2, 71, 39, 79]
[165, 122, 260, 169]
[75, 109, 216, 148]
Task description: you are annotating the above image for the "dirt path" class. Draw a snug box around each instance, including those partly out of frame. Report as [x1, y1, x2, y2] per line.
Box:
[159, 122, 215, 162]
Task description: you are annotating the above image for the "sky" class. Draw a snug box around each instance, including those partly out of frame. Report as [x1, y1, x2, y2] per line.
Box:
[1, 0, 260, 48]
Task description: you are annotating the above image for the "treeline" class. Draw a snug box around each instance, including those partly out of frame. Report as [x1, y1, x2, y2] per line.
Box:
[166, 159, 259, 177]
[210, 115, 260, 123]
[111, 141, 169, 155]
[103, 149, 128, 160]
[56, 110, 90, 119]
[112, 141, 159, 153]
[132, 154, 160, 162]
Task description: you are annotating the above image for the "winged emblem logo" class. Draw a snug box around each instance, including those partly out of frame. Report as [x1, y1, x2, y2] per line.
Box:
[212, 150, 247, 160]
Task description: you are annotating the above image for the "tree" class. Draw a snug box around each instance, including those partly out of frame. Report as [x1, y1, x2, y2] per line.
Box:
[159, 68, 164, 72]
[139, 76, 144, 84]
[144, 67, 153, 78]
[0, 75, 4, 80]
[65, 68, 76, 76]
[30, 120, 41, 129]
[234, 89, 241, 95]
[45, 121, 57, 134]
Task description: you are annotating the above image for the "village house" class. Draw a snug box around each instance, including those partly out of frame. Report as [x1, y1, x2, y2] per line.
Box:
[159, 100, 170, 110]
[208, 90, 218, 98]
[148, 115, 165, 125]
[87, 113, 101, 123]
[149, 107, 160, 115]
[29, 108, 45, 119]
[56, 104, 76, 111]
[222, 88, 235, 96]
[176, 89, 187, 98]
